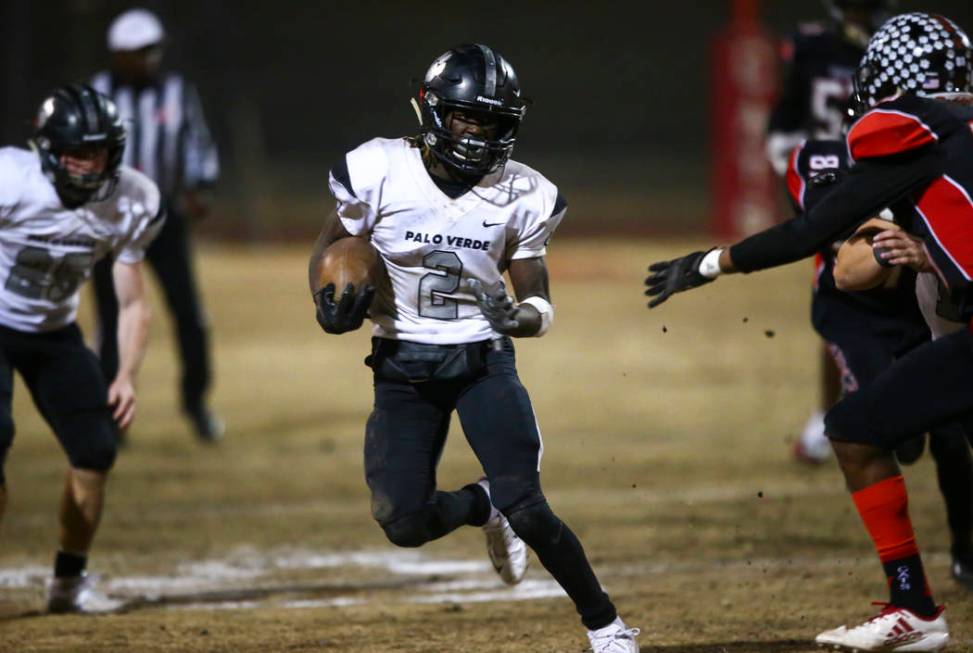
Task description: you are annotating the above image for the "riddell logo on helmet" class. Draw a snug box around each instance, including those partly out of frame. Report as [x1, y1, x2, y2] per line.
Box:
[476, 95, 503, 106]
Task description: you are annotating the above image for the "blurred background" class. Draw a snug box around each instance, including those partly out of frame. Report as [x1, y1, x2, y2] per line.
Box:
[1, 0, 970, 240]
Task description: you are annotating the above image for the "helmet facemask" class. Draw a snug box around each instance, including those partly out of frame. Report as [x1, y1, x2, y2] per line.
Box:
[419, 88, 523, 177]
[414, 44, 528, 179]
[32, 86, 126, 208]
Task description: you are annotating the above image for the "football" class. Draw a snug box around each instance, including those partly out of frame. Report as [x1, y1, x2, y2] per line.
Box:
[316, 236, 382, 293]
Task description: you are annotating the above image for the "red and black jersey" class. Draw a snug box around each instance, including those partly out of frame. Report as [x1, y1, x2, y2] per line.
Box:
[733, 94, 973, 319]
[786, 138, 923, 330]
[847, 97, 973, 293]
[767, 23, 864, 140]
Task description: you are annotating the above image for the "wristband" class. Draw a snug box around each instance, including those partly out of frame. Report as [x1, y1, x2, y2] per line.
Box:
[698, 249, 724, 279]
[519, 296, 554, 337]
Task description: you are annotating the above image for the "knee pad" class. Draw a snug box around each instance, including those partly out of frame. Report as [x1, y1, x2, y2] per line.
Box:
[894, 434, 926, 466]
[504, 498, 563, 548]
[824, 394, 884, 447]
[488, 474, 542, 513]
[66, 428, 117, 473]
[380, 511, 431, 548]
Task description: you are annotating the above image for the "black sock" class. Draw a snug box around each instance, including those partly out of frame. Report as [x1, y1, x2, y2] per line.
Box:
[882, 554, 937, 617]
[54, 551, 87, 578]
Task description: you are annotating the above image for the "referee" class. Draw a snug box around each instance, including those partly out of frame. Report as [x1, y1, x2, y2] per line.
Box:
[90, 9, 222, 442]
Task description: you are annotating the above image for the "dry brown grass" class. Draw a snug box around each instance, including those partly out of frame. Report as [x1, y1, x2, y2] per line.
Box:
[0, 240, 969, 653]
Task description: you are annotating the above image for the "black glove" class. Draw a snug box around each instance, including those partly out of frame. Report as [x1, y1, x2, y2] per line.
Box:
[468, 279, 520, 333]
[644, 250, 714, 308]
[314, 282, 375, 334]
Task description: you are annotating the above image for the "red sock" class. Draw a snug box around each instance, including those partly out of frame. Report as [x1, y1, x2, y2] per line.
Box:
[851, 475, 936, 616]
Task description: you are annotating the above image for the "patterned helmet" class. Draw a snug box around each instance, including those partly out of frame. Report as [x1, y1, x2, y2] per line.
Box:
[852, 12, 972, 115]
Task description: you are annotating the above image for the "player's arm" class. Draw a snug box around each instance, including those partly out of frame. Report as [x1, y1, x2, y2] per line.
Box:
[645, 148, 944, 308]
[507, 256, 551, 337]
[307, 211, 373, 335]
[468, 257, 554, 338]
[832, 218, 896, 290]
[109, 260, 151, 430]
[834, 219, 930, 290]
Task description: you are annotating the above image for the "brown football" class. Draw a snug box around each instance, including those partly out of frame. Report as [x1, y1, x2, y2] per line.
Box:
[316, 237, 382, 293]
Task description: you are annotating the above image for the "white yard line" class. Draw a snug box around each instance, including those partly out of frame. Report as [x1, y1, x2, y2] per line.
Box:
[0, 547, 953, 614]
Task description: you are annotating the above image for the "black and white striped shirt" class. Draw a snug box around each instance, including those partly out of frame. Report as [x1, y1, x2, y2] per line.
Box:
[91, 71, 219, 198]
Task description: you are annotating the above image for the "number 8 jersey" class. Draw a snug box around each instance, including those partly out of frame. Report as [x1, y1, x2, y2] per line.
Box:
[0, 147, 163, 332]
[329, 137, 566, 345]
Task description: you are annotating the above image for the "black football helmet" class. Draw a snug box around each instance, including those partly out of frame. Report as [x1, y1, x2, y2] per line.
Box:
[851, 12, 972, 116]
[414, 44, 528, 176]
[31, 84, 126, 207]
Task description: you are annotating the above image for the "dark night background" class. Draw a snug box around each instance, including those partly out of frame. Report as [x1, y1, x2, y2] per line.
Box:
[1, 1, 970, 238]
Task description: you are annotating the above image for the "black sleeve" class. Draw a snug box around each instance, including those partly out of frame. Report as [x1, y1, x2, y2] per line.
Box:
[330, 155, 355, 197]
[730, 148, 944, 273]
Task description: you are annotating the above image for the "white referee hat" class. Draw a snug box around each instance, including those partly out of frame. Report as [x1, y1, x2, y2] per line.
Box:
[107, 8, 165, 52]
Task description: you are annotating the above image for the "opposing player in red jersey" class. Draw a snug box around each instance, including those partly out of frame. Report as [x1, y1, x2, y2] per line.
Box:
[786, 139, 973, 591]
[647, 13, 972, 651]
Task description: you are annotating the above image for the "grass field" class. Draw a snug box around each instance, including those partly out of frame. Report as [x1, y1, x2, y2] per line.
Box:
[0, 239, 970, 653]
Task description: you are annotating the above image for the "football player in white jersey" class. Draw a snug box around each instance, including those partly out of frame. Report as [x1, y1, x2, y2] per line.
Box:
[308, 45, 639, 653]
[0, 85, 162, 613]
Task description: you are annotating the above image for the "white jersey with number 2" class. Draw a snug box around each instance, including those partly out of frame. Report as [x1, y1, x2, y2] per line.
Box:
[329, 137, 566, 345]
[0, 147, 163, 333]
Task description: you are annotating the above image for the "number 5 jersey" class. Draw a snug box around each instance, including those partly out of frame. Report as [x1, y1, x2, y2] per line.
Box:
[0, 147, 163, 332]
[328, 137, 566, 345]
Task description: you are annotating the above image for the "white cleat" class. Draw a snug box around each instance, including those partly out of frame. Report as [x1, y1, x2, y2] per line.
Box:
[794, 409, 831, 465]
[814, 604, 948, 652]
[47, 574, 123, 614]
[587, 617, 641, 653]
[477, 479, 528, 586]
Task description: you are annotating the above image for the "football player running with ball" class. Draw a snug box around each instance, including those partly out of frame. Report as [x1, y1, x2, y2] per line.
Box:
[646, 13, 971, 652]
[0, 85, 162, 612]
[309, 45, 639, 653]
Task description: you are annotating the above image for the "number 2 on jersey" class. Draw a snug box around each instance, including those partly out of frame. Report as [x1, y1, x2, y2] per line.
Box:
[418, 251, 463, 319]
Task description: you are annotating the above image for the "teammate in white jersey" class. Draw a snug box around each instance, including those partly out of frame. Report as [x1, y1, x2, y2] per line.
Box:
[308, 45, 640, 653]
[0, 85, 162, 613]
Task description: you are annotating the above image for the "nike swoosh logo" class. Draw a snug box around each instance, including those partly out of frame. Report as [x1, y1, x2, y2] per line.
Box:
[482, 221, 505, 228]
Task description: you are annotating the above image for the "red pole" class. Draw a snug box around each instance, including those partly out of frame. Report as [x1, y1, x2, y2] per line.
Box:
[710, 0, 779, 239]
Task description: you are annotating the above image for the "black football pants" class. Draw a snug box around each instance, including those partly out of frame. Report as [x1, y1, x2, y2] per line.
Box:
[364, 336, 617, 629]
[0, 323, 116, 483]
[826, 327, 973, 449]
[93, 208, 211, 412]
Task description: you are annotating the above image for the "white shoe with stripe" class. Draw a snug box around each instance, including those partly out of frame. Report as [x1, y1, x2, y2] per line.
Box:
[815, 603, 948, 651]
